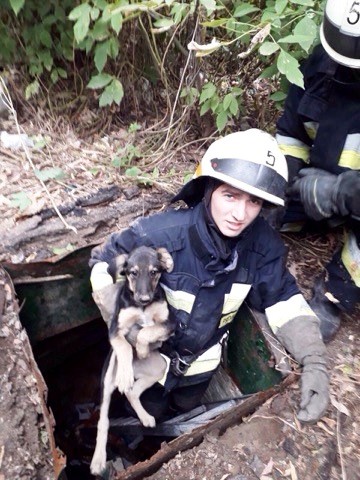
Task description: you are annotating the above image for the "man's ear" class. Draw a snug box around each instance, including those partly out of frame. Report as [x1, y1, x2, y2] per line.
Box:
[157, 248, 174, 273]
[108, 254, 128, 281]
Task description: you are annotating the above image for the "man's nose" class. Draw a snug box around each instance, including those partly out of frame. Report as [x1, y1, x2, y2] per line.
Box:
[232, 200, 246, 220]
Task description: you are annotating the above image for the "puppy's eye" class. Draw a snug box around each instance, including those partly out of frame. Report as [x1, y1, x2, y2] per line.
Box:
[150, 269, 159, 277]
[129, 270, 138, 278]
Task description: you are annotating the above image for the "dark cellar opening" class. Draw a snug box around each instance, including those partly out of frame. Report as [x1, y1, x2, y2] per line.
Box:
[32, 317, 164, 480]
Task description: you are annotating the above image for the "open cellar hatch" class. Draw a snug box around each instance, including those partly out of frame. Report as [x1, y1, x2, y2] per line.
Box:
[2, 246, 293, 480]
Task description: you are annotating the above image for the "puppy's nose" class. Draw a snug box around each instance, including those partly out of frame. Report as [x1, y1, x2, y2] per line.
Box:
[137, 294, 151, 305]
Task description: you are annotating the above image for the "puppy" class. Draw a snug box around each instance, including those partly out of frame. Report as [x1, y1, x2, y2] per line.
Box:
[90, 246, 174, 476]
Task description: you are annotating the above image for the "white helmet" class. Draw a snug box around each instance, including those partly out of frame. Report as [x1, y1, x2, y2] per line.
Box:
[172, 129, 288, 207]
[320, 0, 360, 68]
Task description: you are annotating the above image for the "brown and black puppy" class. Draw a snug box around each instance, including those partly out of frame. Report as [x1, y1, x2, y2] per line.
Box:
[107, 246, 174, 392]
[91, 246, 174, 476]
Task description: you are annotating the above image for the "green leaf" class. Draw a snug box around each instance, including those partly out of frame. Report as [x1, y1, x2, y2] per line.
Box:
[199, 82, 216, 103]
[39, 30, 52, 48]
[291, 0, 314, 5]
[91, 18, 109, 41]
[10, 191, 32, 211]
[87, 73, 113, 89]
[74, 15, 90, 43]
[259, 42, 279, 56]
[94, 40, 109, 72]
[108, 37, 120, 59]
[216, 110, 228, 132]
[125, 166, 142, 177]
[294, 16, 317, 52]
[91, 7, 100, 21]
[223, 94, 238, 116]
[270, 91, 287, 101]
[68, 4, 92, 21]
[35, 168, 65, 181]
[9, 0, 25, 16]
[111, 11, 123, 34]
[277, 49, 304, 89]
[234, 3, 259, 18]
[200, 99, 211, 116]
[25, 80, 40, 100]
[99, 79, 124, 106]
[200, 0, 217, 15]
[260, 63, 278, 79]
[278, 34, 314, 45]
[275, 0, 287, 15]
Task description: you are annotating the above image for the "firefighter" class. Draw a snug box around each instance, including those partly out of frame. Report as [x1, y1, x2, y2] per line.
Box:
[89, 129, 329, 425]
[276, 0, 360, 343]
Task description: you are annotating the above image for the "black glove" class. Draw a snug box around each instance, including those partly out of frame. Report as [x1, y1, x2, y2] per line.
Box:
[334, 170, 360, 219]
[287, 168, 338, 221]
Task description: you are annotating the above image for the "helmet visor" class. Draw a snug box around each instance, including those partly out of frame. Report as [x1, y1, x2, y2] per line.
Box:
[210, 157, 287, 202]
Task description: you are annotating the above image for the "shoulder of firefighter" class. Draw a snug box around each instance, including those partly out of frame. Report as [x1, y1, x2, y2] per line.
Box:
[89, 204, 328, 422]
[276, 43, 360, 181]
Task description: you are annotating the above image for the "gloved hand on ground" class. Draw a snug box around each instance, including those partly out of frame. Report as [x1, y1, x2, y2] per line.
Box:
[275, 315, 329, 424]
[297, 359, 329, 423]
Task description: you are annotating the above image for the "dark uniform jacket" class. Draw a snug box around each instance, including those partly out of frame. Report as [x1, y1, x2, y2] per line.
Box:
[276, 44, 360, 178]
[90, 202, 301, 389]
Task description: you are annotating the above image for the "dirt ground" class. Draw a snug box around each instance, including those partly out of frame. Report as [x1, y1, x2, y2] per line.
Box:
[0, 116, 359, 480]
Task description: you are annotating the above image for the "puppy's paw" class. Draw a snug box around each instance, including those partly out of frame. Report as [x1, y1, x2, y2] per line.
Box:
[136, 343, 150, 359]
[90, 452, 106, 476]
[116, 367, 134, 393]
[140, 412, 156, 428]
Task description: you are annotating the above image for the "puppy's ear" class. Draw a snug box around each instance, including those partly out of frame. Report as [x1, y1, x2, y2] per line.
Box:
[108, 254, 128, 281]
[157, 248, 174, 273]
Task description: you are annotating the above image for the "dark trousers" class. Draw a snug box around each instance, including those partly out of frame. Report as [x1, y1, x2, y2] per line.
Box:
[125, 379, 211, 422]
[283, 201, 360, 311]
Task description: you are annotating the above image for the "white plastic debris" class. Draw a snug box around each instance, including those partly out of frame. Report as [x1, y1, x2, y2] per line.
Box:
[0, 131, 34, 150]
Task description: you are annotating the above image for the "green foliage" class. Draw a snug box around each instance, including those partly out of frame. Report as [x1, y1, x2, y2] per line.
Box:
[10, 191, 31, 211]
[1, 0, 326, 132]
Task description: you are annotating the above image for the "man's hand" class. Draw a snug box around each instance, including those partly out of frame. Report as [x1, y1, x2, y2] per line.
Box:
[297, 362, 329, 424]
[287, 168, 338, 221]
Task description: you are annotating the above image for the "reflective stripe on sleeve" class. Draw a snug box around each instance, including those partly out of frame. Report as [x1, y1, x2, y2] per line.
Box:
[160, 284, 195, 314]
[276, 134, 310, 162]
[90, 262, 113, 291]
[265, 293, 317, 333]
[223, 283, 251, 314]
[303, 121, 318, 140]
[158, 337, 226, 386]
[158, 354, 171, 386]
[184, 342, 223, 376]
[338, 134, 360, 169]
[341, 231, 360, 287]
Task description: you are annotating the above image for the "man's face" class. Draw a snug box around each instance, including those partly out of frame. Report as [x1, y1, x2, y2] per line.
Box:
[210, 184, 263, 237]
